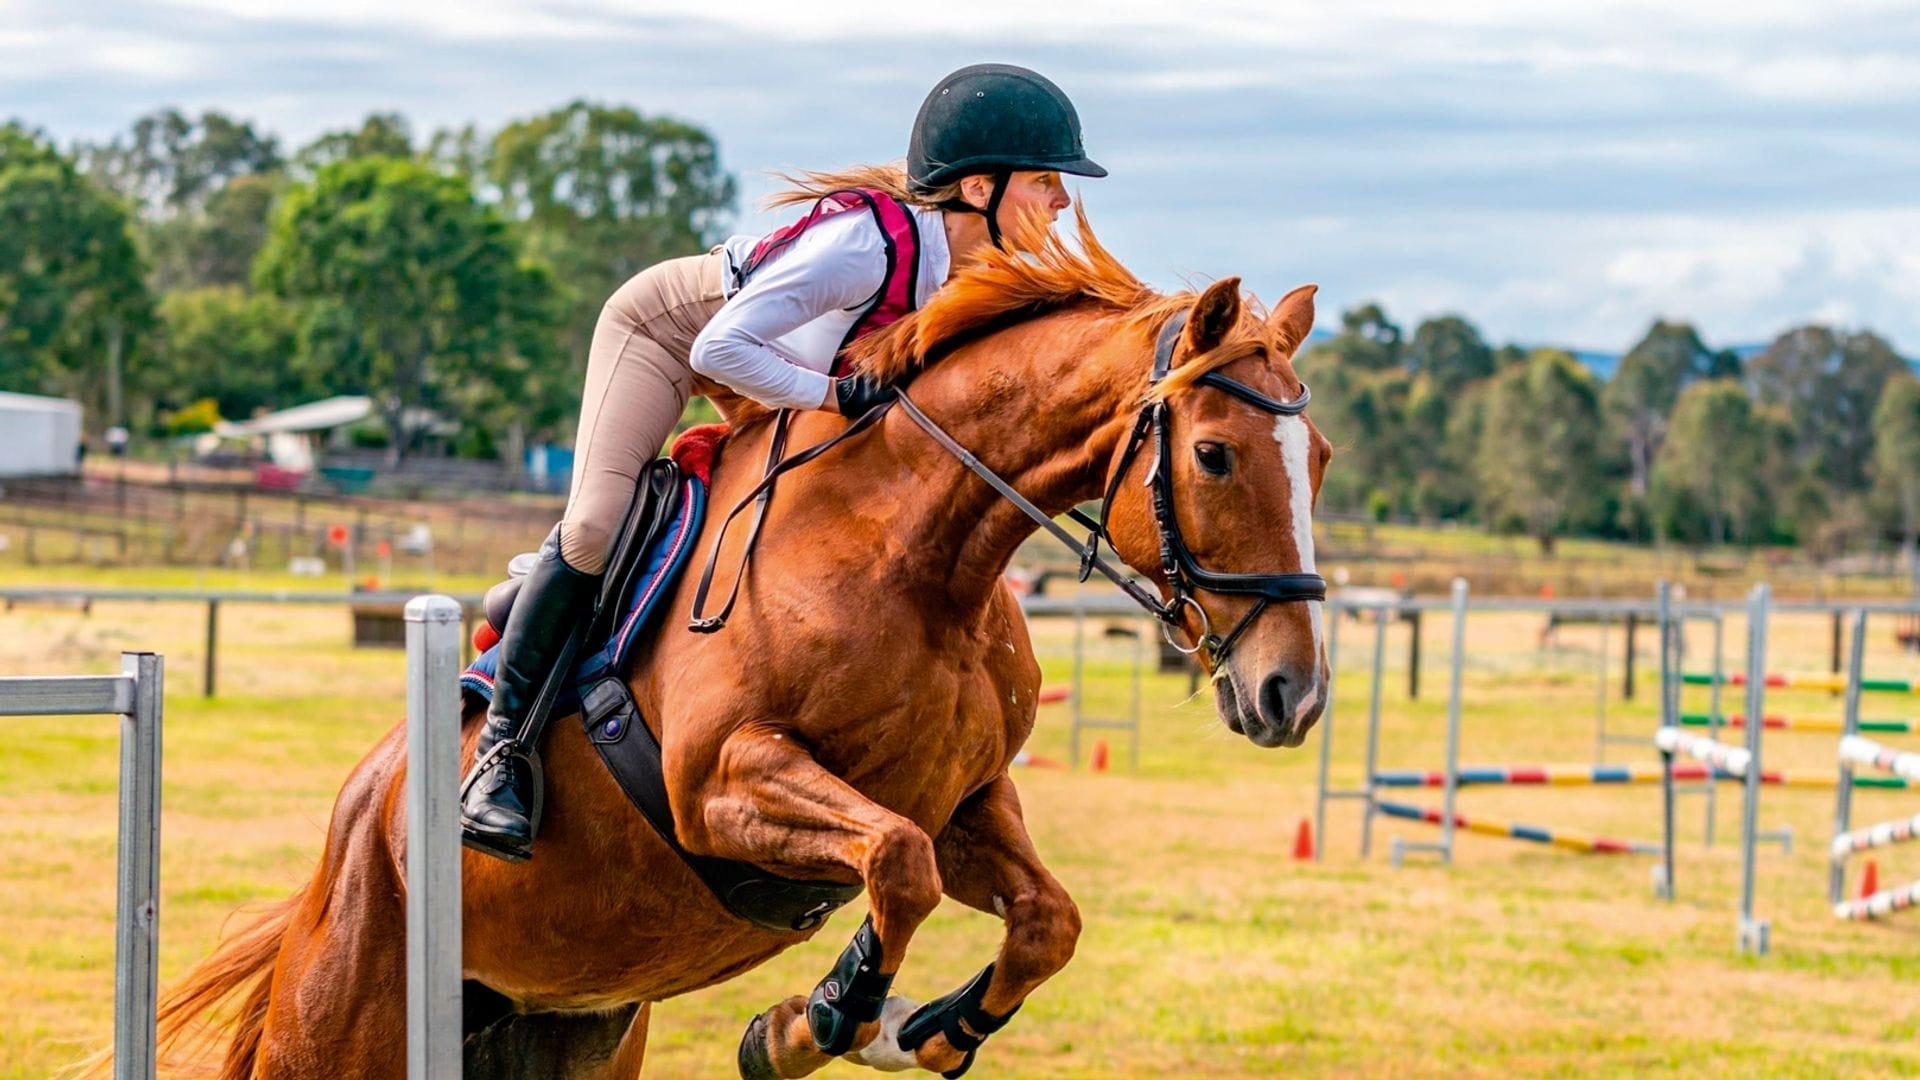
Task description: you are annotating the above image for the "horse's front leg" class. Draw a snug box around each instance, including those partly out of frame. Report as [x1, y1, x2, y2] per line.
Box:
[674, 725, 944, 1079]
[858, 773, 1080, 1078]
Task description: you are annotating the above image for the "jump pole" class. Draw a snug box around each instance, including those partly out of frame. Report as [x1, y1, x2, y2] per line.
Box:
[406, 596, 464, 1080]
[1391, 578, 1466, 867]
[1736, 583, 1770, 956]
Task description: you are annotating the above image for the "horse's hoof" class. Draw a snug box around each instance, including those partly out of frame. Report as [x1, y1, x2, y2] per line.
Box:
[737, 1012, 780, 1080]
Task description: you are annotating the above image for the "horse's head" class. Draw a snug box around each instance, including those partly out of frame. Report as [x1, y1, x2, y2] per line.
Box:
[1104, 278, 1332, 748]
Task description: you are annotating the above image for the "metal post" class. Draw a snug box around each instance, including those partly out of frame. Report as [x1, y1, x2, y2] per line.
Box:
[1592, 614, 1610, 764]
[1830, 609, 1867, 905]
[203, 598, 219, 699]
[1313, 603, 1340, 864]
[1703, 613, 1725, 848]
[1440, 579, 1467, 863]
[1651, 580, 1681, 899]
[1128, 614, 1143, 771]
[1361, 607, 1388, 858]
[1405, 609, 1421, 700]
[405, 596, 463, 1080]
[116, 652, 162, 1080]
[1069, 585, 1085, 768]
[1623, 612, 1638, 700]
[1737, 585, 1771, 957]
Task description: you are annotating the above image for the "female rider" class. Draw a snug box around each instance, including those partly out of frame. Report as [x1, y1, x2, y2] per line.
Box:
[462, 62, 1107, 861]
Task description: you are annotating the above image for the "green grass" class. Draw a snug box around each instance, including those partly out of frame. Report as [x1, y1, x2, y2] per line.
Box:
[2, 571, 1919, 1077]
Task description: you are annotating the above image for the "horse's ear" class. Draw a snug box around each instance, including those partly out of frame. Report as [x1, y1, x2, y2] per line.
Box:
[1269, 283, 1318, 357]
[1183, 277, 1242, 358]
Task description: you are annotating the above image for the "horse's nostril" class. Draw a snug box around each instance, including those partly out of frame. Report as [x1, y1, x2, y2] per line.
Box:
[1258, 673, 1290, 727]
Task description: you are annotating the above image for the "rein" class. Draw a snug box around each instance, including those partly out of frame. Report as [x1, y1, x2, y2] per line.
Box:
[687, 310, 1328, 666]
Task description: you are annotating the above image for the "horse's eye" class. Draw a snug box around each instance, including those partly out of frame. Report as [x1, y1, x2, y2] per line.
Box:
[1194, 441, 1232, 477]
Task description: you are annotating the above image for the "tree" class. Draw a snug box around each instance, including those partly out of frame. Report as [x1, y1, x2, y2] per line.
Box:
[1748, 325, 1910, 491]
[292, 113, 415, 176]
[487, 101, 735, 369]
[256, 158, 564, 462]
[76, 108, 283, 218]
[147, 286, 309, 421]
[0, 124, 152, 423]
[1403, 314, 1493, 394]
[1305, 301, 1401, 374]
[1650, 380, 1769, 544]
[1602, 320, 1733, 500]
[1475, 349, 1604, 553]
[1871, 376, 1920, 561]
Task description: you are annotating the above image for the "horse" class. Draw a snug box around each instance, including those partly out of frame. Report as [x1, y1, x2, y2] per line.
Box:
[140, 209, 1333, 1079]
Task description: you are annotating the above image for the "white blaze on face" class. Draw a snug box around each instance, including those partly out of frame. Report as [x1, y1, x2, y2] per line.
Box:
[1273, 414, 1325, 687]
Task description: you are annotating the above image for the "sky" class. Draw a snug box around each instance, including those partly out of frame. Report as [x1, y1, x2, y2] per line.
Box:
[5, 0, 1918, 355]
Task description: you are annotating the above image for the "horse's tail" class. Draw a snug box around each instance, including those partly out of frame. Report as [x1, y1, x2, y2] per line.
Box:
[61, 889, 305, 1080]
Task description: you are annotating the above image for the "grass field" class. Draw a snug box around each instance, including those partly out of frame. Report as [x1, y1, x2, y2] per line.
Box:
[2, 569, 1919, 1077]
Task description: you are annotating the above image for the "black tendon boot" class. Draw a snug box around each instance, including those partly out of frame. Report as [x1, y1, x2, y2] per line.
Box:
[460, 528, 602, 861]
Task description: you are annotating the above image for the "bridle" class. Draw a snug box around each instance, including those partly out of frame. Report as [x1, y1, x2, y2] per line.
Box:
[690, 308, 1328, 667]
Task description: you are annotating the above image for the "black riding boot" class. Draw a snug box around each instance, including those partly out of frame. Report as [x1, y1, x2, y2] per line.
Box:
[460, 529, 601, 862]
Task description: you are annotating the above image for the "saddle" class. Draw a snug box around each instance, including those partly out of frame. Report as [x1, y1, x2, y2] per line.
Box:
[462, 426, 863, 933]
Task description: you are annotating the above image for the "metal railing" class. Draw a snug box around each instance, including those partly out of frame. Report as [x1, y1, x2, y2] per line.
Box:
[0, 653, 164, 1080]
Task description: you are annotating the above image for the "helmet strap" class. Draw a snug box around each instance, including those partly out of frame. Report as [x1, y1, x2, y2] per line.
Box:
[982, 169, 1012, 251]
[940, 169, 1015, 252]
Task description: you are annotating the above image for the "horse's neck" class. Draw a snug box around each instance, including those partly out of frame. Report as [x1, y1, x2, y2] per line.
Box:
[869, 312, 1144, 614]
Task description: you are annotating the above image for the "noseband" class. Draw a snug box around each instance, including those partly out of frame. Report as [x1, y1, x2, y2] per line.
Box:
[893, 309, 1327, 666]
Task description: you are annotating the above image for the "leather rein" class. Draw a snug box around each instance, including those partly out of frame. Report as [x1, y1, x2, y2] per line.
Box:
[688, 309, 1328, 667]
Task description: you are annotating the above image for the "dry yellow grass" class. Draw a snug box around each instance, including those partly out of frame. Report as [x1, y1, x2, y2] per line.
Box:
[2, 572, 1918, 1078]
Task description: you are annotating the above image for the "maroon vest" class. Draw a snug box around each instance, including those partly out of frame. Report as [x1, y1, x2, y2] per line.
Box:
[736, 188, 922, 377]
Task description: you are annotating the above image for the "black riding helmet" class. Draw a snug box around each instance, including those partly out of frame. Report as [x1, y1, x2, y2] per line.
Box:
[908, 63, 1106, 248]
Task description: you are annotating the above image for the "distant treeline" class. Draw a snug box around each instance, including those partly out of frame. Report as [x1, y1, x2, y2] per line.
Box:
[2, 107, 1916, 553]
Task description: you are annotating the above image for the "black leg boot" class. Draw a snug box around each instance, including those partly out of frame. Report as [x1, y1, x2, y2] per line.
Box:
[460, 528, 601, 862]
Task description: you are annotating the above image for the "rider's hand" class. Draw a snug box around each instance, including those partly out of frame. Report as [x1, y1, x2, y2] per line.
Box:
[832, 374, 901, 417]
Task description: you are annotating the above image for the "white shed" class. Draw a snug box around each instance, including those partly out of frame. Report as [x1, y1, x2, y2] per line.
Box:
[0, 392, 83, 477]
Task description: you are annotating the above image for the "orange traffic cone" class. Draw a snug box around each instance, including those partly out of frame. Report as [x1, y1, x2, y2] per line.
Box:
[1090, 740, 1110, 773]
[1860, 858, 1880, 899]
[1292, 818, 1315, 861]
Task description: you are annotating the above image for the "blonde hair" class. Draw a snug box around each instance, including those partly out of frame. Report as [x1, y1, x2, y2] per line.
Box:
[763, 162, 964, 211]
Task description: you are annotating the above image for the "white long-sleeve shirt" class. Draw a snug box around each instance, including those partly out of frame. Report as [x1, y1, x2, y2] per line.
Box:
[690, 202, 951, 410]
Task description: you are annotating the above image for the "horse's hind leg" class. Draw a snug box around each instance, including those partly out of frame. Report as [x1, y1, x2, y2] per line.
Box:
[863, 774, 1080, 1077]
[676, 728, 943, 1079]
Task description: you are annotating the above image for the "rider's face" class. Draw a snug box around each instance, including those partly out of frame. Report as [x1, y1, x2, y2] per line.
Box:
[994, 170, 1072, 229]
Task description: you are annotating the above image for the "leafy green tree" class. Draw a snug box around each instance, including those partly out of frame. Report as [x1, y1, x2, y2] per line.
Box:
[1871, 376, 1920, 558]
[1650, 379, 1769, 544]
[0, 124, 152, 422]
[76, 108, 282, 217]
[487, 101, 735, 367]
[1749, 325, 1909, 491]
[1602, 320, 1734, 499]
[256, 157, 564, 461]
[292, 113, 415, 176]
[1403, 314, 1493, 394]
[1305, 301, 1402, 374]
[1475, 349, 1604, 553]
[147, 286, 309, 420]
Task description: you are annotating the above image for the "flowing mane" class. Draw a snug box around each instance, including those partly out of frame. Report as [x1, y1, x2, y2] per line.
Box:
[848, 205, 1292, 398]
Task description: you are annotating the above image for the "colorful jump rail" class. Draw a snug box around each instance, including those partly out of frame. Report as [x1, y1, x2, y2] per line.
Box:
[1376, 762, 1894, 790]
[1374, 800, 1660, 855]
[1678, 713, 1916, 735]
[1829, 811, 1920, 858]
[1680, 672, 1920, 693]
[1834, 880, 1920, 921]
[1839, 735, 1920, 783]
[1651, 728, 1910, 789]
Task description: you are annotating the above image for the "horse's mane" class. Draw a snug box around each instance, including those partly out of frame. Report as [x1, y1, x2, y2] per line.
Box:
[719, 206, 1283, 426]
[845, 205, 1188, 382]
[850, 206, 1290, 403]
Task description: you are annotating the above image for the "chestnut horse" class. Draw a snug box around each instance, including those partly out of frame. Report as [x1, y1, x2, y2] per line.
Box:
[143, 213, 1332, 1079]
